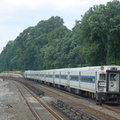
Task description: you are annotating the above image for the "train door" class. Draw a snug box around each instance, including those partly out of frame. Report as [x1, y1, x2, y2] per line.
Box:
[68, 72, 70, 86]
[107, 71, 120, 92]
[79, 72, 81, 88]
[53, 72, 55, 84]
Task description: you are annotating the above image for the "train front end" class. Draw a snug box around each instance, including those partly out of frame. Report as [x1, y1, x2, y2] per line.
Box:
[96, 66, 120, 104]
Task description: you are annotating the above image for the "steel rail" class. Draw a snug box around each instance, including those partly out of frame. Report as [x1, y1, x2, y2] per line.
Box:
[15, 81, 63, 120]
[17, 85, 41, 120]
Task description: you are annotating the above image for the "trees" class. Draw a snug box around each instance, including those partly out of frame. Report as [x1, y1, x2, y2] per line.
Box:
[77, 0, 120, 65]
[0, 1, 120, 72]
[106, 0, 120, 64]
[0, 16, 70, 71]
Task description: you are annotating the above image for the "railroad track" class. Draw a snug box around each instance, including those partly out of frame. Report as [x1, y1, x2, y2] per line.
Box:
[17, 85, 41, 120]
[9, 78, 120, 120]
[14, 81, 63, 120]
[27, 80, 120, 120]
[102, 104, 120, 114]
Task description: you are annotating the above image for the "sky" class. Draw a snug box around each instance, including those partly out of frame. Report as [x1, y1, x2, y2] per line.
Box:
[0, 0, 112, 53]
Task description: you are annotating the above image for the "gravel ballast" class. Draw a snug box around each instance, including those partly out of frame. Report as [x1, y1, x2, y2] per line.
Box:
[0, 79, 35, 120]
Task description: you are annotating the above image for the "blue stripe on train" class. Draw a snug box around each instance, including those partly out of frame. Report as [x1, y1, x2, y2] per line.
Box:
[54, 74, 96, 83]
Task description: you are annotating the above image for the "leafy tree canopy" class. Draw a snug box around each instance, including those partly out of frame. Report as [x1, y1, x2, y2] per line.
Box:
[0, 0, 120, 72]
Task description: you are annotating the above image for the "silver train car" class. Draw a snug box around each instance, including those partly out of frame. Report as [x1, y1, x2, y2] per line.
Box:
[24, 66, 120, 104]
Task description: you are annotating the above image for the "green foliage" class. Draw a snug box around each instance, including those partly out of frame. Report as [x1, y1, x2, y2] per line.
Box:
[0, 0, 120, 72]
[78, 0, 120, 66]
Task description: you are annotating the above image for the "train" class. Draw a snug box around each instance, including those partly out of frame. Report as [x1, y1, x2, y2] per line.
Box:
[0, 73, 23, 78]
[24, 65, 120, 104]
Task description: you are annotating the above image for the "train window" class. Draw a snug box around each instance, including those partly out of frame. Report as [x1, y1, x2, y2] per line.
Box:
[49, 75, 53, 78]
[55, 75, 59, 78]
[110, 74, 117, 80]
[61, 75, 67, 79]
[41, 74, 44, 77]
[81, 77, 93, 82]
[70, 76, 79, 81]
[99, 74, 106, 80]
[46, 74, 49, 77]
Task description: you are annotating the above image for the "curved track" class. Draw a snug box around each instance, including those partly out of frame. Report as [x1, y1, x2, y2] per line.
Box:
[14, 81, 63, 120]
[5, 77, 120, 120]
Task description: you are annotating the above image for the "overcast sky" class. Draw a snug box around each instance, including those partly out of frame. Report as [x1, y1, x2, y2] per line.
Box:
[0, 0, 112, 53]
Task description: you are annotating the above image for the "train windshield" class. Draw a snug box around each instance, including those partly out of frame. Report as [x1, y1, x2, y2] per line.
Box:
[99, 74, 106, 80]
[110, 74, 117, 81]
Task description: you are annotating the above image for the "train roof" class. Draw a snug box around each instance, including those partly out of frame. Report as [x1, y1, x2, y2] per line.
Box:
[24, 65, 120, 72]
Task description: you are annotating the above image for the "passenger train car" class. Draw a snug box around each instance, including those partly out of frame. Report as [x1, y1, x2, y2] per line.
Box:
[0, 73, 23, 78]
[24, 66, 120, 104]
